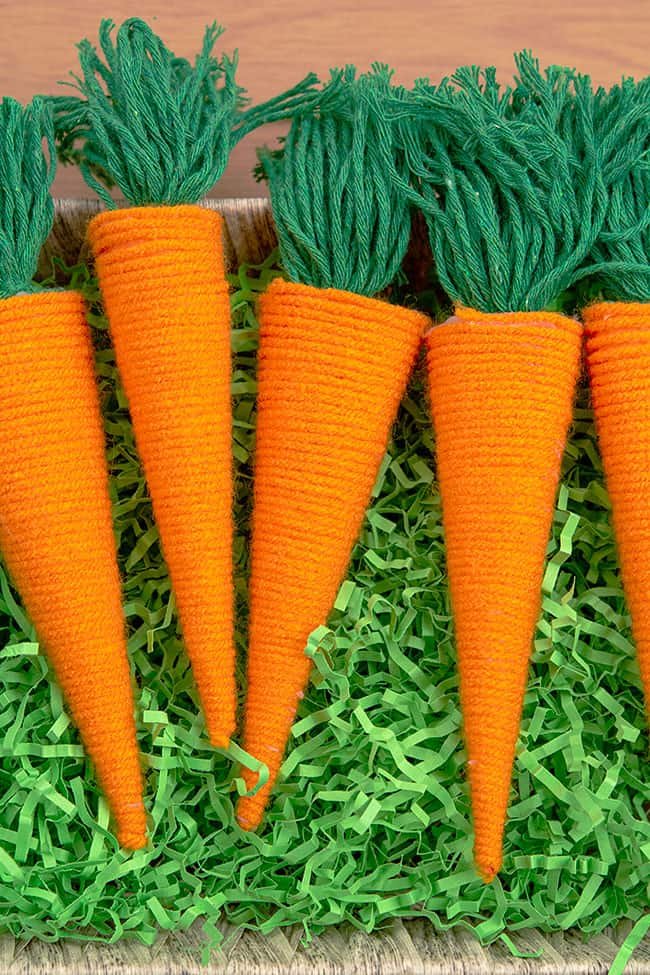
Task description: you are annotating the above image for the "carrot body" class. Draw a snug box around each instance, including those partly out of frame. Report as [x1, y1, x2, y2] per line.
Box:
[237, 279, 427, 829]
[426, 308, 582, 881]
[0, 291, 145, 849]
[87, 204, 235, 748]
[584, 302, 650, 711]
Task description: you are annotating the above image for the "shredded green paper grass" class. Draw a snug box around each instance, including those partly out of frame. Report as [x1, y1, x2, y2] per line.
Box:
[0, 254, 648, 955]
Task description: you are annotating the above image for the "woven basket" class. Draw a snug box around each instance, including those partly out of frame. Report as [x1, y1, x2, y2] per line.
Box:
[4, 199, 646, 975]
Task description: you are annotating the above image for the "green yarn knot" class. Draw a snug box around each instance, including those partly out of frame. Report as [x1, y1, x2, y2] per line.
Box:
[394, 53, 607, 313]
[0, 97, 55, 299]
[259, 65, 413, 297]
[51, 18, 319, 208]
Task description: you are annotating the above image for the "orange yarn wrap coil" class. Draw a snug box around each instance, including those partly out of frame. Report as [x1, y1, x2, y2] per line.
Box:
[584, 302, 650, 714]
[0, 291, 145, 849]
[237, 279, 428, 830]
[426, 307, 582, 882]
[88, 205, 235, 748]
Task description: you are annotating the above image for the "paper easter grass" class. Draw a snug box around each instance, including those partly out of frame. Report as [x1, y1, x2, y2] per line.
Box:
[0, 253, 647, 953]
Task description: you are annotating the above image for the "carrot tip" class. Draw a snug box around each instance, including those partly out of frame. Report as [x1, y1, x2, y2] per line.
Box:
[476, 859, 500, 884]
[117, 830, 148, 851]
[236, 798, 264, 832]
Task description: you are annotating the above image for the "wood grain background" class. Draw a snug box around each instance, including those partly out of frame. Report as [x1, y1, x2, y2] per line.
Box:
[2, 0, 648, 198]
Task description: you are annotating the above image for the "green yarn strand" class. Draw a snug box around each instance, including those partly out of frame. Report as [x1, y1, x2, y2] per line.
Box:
[260, 66, 412, 297]
[52, 18, 318, 207]
[394, 54, 606, 313]
[234, 74, 321, 143]
[0, 97, 55, 299]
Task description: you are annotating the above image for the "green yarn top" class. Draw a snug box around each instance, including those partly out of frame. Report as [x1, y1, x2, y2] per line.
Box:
[259, 65, 413, 297]
[52, 18, 318, 209]
[394, 54, 606, 313]
[587, 76, 650, 303]
[0, 97, 55, 299]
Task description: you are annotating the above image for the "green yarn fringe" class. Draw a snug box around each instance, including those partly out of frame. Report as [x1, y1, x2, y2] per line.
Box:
[585, 76, 650, 303]
[393, 53, 609, 313]
[50, 35, 650, 304]
[259, 65, 413, 297]
[0, 97, 55, 299]
[51, 18, 318, 208]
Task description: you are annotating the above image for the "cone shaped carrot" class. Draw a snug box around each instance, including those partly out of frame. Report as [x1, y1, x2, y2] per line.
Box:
[581, 76, 650, 715]
[54, 19, 318, 746]
[426, 309, 581, 879]
[238, 67, 429, 829]
[0, 98, 144, 848]
[238, 281, 426, 828]
[391, 55, 603, 878]
[87, 204, 234, 746]
[584, 304, 650, 710]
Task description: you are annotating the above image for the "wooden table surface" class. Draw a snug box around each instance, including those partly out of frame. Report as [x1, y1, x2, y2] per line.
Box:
[2, 0, 648, 198]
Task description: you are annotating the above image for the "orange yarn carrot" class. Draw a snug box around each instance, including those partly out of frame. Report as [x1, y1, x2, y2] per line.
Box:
[55, 19, 318, 746]
[394, 56, 600, 878]
[237, 67, 428, 829]
[0, 98, 144, 848]
[0, 292, 146, 849]
[237, 281, 426, 828]
[88, 205, 235, 746]
[426, 309, 581, 880]
[585, 308, 650, 706]
[581, 80, 650, 717]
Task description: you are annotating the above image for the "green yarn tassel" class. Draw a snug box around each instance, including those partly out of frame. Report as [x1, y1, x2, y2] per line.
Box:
[394, 53, 606, 313]
[586, 76, 650, 302]
[52, 18, 318, 208]
[259, 65, 413, 297]
[0, 97, 55, 299]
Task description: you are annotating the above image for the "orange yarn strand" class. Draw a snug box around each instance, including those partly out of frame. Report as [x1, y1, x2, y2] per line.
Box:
[237, 279, 427, 830]
[426, 307, 582, 881]
[584, 301, 650, 713]
[0, 291, 145, 849]
[88, 204, 236, 748]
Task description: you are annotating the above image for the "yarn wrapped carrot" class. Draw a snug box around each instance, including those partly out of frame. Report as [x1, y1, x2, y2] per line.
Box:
[583, 77, 650, 713]
[0, 97, 145, 848]
[53, 19, 318, 748]
[392, 56, 605, 880]
[237, 68, 430, 831]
